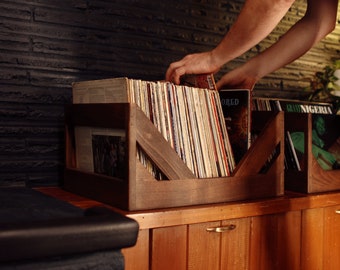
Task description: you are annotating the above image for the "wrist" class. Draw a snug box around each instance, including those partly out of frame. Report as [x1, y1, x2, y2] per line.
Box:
[244, 58, 263, 82]
[210, 47, 232, 70]
[239, 61, 261, 84]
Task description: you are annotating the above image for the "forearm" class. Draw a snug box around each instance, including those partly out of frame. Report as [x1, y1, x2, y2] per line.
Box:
[244, 0, 338, 80]
[212, 0, 295, 67]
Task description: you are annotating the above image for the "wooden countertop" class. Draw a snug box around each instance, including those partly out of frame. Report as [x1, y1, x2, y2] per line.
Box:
[37, 187, 340, 230]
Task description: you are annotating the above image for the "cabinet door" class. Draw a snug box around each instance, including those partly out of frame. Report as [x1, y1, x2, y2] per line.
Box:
[301, 207, 324, 269]
[122, 229, 149, 270]
[188, 218, 251, 270]
[250, 211, 301, 270]
[151, 225, 187, 270]
[188, 221, 221, 270]
[302, 205, 340, 270]
[323, 205, 340, 269]
[220, 217, 251, 270]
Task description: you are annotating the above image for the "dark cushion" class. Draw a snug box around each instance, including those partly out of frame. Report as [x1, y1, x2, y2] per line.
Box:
[0, 249, 124, 270]
[0, 187, 139, 262]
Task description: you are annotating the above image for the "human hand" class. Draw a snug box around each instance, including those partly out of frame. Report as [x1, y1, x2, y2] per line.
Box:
[165, 51, 221, 85]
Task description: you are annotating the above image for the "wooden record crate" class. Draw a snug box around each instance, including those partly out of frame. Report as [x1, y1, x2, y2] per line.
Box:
[64, 103, 284, 211]
[285, 113, 340, 193]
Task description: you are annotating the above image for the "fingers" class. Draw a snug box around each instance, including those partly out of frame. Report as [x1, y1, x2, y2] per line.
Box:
[166, 54, 199, 84]
[166, 54, 194, 84]
[165, 52, 218, 84]
[166, 62, 186, 85]
[165, 62, 178, 82]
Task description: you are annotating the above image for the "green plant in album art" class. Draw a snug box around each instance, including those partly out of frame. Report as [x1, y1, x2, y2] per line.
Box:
[306, 59, 340, 114]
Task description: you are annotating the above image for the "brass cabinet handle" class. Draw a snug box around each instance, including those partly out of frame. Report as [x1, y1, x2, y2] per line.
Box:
[335, 210, 340, 214]
[206, 224, 236, 233]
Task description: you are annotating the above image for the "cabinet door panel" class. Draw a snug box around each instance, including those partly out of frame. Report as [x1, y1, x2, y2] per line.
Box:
[251, 214, 279, 270]
[251, 211, 301, 270]
[188, 221, 221, 270]
[323, 205, 340, 270]
[301, 208, 324, 270]
[220, 217, 251, 270]
[151, 225, 187, 270]
[123, 229, 149, 270]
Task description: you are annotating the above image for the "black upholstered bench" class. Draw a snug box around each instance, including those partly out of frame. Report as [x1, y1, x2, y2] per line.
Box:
[0, 187, 139, 269]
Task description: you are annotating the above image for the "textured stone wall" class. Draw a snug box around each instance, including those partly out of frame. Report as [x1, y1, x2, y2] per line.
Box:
[0, 0, 339, 186]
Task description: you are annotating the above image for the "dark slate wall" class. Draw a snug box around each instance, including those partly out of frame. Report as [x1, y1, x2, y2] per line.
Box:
[0, 0, 339, 187]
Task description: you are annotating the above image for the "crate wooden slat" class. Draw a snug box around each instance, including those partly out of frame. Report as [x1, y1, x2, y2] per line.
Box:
[64, 104, 284, 210]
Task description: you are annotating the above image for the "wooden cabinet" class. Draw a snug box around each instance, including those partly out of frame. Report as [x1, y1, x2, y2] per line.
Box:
[124, 219, 253, 270]
[123, 211, 301, 270]
[37, 187, 340, 270]
[301, 204, 340, 270]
